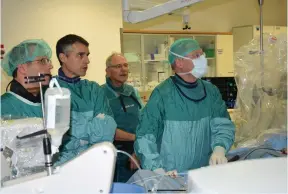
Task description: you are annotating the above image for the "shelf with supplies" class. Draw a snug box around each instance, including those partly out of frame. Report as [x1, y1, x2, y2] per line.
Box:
[120, 29, 234, 97]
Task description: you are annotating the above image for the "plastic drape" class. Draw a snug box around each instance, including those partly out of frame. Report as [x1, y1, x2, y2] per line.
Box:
[233, 33, 287, 147]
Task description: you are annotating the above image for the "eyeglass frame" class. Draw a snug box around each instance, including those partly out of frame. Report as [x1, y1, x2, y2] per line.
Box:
[108, 63, 129, 69]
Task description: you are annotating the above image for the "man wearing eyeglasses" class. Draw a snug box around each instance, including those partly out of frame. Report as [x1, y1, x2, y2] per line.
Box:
[102, 52, 143, 182]
[53, 34, 116, 166]
[134, 38, 235, 177]
[1, 39, 53, 117]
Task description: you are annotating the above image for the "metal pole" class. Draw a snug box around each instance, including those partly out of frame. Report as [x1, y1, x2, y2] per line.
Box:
[39, 73, 53, 176]
[259, 0, 264, 52]
[258, 0, 265, 90]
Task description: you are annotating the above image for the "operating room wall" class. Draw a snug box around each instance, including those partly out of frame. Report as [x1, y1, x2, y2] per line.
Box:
[123, 0, 287, 31]
[1, 0, 123, 94]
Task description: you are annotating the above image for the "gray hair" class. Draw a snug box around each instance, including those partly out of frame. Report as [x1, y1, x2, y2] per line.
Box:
[105, 52, 124, 67]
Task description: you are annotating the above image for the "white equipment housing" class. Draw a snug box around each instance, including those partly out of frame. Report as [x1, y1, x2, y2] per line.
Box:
[122, 0, 204, 23]
[0, 142, 117, 194]
[188, 157, 287, 193]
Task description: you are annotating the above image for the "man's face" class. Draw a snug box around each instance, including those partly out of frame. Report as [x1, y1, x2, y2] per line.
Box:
[176, 49, 203, 72]
[106, 55, 129, 84]
[60, 42, 90, 77]
[25, 56, 53, 86]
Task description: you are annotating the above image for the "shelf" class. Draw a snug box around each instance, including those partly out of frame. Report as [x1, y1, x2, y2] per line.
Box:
[144, 59, 166, 62]
[122, 29, 232, 35]
[144, 58, 214, 63]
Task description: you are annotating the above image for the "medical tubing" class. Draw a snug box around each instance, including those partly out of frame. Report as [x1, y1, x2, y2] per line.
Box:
[243, 147, 282, 160]
[116, 150, 148, 192]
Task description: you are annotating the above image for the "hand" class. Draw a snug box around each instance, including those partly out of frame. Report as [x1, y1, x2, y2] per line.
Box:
[130, 153, 140, 170]
[154, 168, 178, 178]
[209, 146, 227, 165]
[166, 170, 178, 178]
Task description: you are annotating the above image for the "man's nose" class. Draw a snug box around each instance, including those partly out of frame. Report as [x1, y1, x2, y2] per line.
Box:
[49, 63, 53, 70]
[84, 55, 90, 64]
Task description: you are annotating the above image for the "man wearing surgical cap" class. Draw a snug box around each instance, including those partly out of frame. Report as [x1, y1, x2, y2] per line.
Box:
[134, 38, 235, 176]
[1, 39, 53, 117]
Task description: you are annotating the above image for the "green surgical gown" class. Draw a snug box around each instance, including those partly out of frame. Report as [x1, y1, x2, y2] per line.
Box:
[1, 92, 42, 118]
[134, 75, 235, 172]
[102, 81, 143, 134]
[55, 77, 117, 165]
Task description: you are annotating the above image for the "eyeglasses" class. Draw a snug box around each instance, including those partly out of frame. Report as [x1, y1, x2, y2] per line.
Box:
[109, 63, 129, 69]
[28, 58, 51, 65]
[186, 52, 205, 60]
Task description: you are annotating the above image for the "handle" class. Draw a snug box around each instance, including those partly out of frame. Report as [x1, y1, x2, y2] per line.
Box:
[24, 74, 45, 84]
[16, 129, 47, 140]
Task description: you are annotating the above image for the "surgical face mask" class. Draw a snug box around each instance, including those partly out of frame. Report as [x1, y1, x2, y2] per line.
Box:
[170, 51, 208, 78]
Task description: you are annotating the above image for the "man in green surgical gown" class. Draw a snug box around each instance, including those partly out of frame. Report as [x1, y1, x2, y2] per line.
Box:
[54, 34, 117, 165]
[102, 52, 143, 182]
[134, 38, 235, 175]
[1, 39, 53, 118]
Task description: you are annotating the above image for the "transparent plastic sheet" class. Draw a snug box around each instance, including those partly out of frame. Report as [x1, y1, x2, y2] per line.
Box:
[233, 33, 287, 147]
[116, 150, 188, 193]
[127, 170, 187, 193]
[0, 117, 46, 182]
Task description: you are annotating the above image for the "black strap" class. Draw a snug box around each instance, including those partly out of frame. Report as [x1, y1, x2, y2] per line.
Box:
[119, 95, 127, 112]
[6, 80, 12, 92]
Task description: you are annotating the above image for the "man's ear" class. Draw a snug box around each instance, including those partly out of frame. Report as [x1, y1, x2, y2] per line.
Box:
[106, 68, 111, 77]
[59, 53, 67, 64]
[174, 59, 183, 69]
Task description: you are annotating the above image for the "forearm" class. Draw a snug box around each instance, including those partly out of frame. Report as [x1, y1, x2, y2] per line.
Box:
[134, 135, 163, 170]
[210, 117, 235, 152]
[115, 128, 135, 141]
[87, 114, 117, 144]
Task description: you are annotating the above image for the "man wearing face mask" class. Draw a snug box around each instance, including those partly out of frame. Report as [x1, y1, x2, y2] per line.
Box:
[102, 53, 143, 182]
[134, 38, 235, 176]
[54, 34, 116, 165]
[1, 39, 53, 117]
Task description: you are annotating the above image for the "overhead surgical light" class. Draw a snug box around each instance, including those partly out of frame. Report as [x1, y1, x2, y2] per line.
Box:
[122, 0, 204, 24]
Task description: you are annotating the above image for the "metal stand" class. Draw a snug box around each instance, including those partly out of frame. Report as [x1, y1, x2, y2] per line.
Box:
[24, 74, 53, 176]
[259, 0, 264, 90]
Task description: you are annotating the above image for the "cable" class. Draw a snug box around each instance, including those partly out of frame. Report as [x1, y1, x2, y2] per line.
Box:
[116, 150, 188, 192]
[116, 150, 148, 192]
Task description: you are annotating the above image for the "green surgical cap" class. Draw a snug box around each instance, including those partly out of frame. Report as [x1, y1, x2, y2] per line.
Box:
[168, 38, 201, 65]
[1, 39, 52, 76]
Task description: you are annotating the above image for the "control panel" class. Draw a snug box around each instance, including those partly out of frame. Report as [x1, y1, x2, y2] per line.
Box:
[202, 77, 238, 109]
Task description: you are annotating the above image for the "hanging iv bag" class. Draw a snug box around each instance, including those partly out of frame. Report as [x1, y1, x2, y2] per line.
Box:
[44, 78, 71, 151]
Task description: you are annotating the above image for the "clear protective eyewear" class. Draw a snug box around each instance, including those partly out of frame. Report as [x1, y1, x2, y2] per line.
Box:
[28, 58, 52, 65]
[185, 52, 206, 60]
[109, 63, 129, 69]
[170, 50, 206, 60]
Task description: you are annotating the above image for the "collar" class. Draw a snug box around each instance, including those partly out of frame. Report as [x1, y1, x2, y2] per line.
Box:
[106, 77, 124, 93]
[9, 79, 42, 103]
[173, 74, 198, 88]
[58, 68, 81, 83]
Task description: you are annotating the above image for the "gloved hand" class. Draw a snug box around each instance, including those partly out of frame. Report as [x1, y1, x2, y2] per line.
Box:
[209, 146, 227, 165]
[166, 170, 178, 178]
[154, 168, 178, 178]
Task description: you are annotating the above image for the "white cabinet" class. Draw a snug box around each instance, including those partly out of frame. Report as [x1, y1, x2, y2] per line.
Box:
[121, 30, 234, 94]
[232, 25, 287, 52]
[216, 35, 234, 77]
